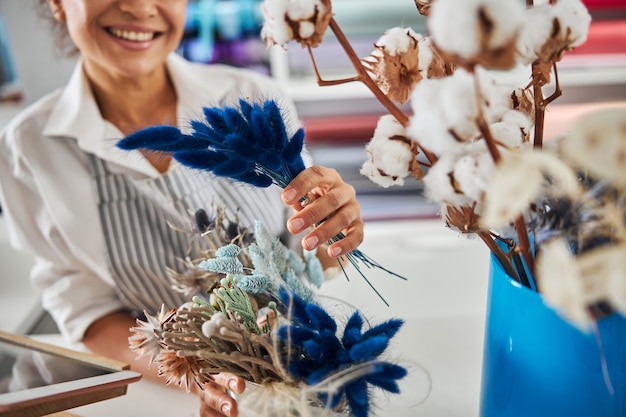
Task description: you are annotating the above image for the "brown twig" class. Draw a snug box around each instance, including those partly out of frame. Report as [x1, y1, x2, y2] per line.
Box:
[472, 71, 536, 281]
[514, 216, 535, 278]
[478, 231, 520, 281]
[531, 62, 547, 149]
[541, 62, 563, 108]
[306, 46, 361, 86]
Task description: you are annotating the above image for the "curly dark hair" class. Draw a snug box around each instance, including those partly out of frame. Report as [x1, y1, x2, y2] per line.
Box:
[34, 0, 79, 56]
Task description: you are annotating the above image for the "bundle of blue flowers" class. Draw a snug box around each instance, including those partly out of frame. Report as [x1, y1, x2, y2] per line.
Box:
[121, 100, 408, 417]
[128, 219, 406, 417]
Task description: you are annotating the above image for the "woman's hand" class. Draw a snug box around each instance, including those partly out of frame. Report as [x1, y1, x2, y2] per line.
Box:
[282, 166, 364, 260]
[198, 373, 245, 417]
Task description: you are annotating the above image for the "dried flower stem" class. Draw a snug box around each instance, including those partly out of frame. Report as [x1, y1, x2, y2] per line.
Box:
[533, 62, 563, 148]
[472, 71, 536, 279]
[514, 216, 535, 277]
[543, 62, 563, 107]
[478, 231, 520, 281]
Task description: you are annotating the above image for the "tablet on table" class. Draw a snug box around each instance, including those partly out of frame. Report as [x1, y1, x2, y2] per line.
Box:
[0, 331, 142, 417]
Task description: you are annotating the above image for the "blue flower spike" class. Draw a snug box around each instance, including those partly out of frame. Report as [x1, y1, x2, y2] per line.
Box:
[277, 290, 407, 417]
[117, 99, 406, 305]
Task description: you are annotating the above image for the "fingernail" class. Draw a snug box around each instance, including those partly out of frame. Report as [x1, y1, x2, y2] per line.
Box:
[228, 379, 239, 392]
[330, 246, 342, 257]
[221, 403, 231, 416]
[289, 218, 305, 233]
[304, 235, 318, 249]
[284, 187, 297, 202]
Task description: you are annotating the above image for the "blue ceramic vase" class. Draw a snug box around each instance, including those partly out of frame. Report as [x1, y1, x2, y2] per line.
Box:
[479, 253, 626, 417]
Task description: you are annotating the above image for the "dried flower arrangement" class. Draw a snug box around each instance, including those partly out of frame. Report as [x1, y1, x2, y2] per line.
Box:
[119, 99, 409, 417]
[260, 0, 626, 330]
[128, 214, 407, 417]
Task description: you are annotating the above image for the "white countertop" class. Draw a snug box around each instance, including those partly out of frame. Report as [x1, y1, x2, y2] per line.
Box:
[29, 219, 490, 417]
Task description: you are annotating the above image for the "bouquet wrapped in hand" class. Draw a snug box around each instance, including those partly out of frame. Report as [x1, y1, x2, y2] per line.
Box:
[128, 216, 406, 417]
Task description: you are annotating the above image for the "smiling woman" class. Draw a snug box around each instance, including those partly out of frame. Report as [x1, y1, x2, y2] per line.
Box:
[0, 2, 365, 417]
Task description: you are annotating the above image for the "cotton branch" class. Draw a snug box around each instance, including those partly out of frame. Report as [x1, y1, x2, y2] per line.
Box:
[305, 17, 438, 166]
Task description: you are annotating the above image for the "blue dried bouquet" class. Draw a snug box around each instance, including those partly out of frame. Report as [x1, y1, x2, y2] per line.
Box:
[120, 100, 408, 416]
[128, 218, 406, 417]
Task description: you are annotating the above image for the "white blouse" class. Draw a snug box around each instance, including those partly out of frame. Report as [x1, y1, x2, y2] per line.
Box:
[0, 54, 303, 343]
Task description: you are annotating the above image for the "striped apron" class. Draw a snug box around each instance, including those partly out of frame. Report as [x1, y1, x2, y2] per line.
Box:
[88, 154, 288, 315]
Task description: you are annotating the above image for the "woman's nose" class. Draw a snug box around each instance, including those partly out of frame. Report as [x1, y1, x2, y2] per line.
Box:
[117, 0, 159, 19]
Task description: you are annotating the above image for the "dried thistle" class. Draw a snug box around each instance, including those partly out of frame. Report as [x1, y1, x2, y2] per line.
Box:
[159, 303, 285, 384]
[128, 304, 177, 364]
[166, 207, 254, 296]
[156, 349, 209, 391]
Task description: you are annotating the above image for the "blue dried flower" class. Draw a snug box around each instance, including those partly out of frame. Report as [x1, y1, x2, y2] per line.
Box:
[199, 254, 243, 275]
[216, 243, 241, 258]
[277, 290, 407, 417]
[117, 99, 305, 188]
[303, 250, 324, 289]
[236, 274, 279, 294]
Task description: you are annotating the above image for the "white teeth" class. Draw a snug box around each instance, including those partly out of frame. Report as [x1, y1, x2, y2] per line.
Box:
[109, 28, 155, 42]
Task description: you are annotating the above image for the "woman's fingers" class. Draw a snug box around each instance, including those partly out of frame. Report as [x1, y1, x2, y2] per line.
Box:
[282, 166, 341, 207]
[198, 373, 245, 417]
[282, 166, 363, 256]
[213, 373, 245, 394]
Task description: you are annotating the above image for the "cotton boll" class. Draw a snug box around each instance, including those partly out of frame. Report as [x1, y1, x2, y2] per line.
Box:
[552, 0, 592, 49]
[375, 27, 423, 55]
[575, 245, 626, 316]
[409, 69, 481, 155]
[490, 122, 525, 149]
[408, 78, 453, 154]
[517, 0, 591, 64]
[561, 108, 626, 188]
[261, 0, 332, 48]
[490, 110, 533, 148]
[417, 36, 434, 69]
[440, 70, 481, 140]
[481, 150, 582, 228]
[363, 28, 426, 104]
[419, 36, 449, 79]
[298, 21, 315, 39]
[452, 142, 495, 204]
[604, 245, 626, 315]
[286, 0, 317, 19]
[360, 115, 418, 188]
[428, 0, 524, 69]
[261, 0, 290, 46]
[537, 238, 590, 329]
[517, 5, 555, 64]
[423, 150, 475, 208]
